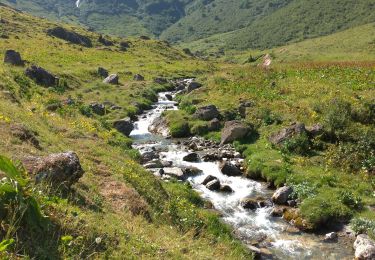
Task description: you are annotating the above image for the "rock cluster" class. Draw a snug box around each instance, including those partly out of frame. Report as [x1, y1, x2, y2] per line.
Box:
[47, 26, 92, 47]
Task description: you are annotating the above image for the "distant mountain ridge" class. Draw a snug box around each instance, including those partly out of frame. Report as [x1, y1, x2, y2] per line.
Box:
[2, 0, 375, 50]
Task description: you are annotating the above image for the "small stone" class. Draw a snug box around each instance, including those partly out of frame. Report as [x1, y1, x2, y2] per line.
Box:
[103, 74, 119, 84]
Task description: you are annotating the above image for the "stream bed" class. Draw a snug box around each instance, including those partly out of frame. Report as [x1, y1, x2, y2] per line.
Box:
[129, 88, 354, 259]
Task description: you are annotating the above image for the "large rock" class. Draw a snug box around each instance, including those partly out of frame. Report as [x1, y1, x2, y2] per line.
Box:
[202, 175, 218, 185]
[103, 74, 119, 84]
[220, 121, 250, 145]
[47, 26, 92, 47]
[208, 118, 221, 131]
[353, 234, 375, 260]
[206, 179, 221, 191]
[148, 116, 170, 137]
[4, 50, 24, 66]
[194, 105, 220, 121]
[306, 123, 324, 137]
[183, 152, 199, 162]
[98, 67, 109, 78]
[113, 118, 134, 136]
[25, 65, 58, 87]
[187, 81, 202, 92]
[240, 198, 259, 210]
[163, 167, 185, 179]
[141, 151, 158, 163]
[269, 122, 306, 145]
[22, 151, 83, 186]
[134, 74, 144, 81]
[272, 186, 293, 205]
[220, 185, 233, 193]
[219, 162, 242, 176]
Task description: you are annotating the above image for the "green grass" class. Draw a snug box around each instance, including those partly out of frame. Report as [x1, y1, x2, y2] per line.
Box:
[0, 5, 253, 259]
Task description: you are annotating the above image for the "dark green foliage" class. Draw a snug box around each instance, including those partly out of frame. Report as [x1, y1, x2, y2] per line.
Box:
[350, 218, 375, 237]
[324, 98, 352, 135]
[281, 133, 311, 156]
[339, 190, 363, 210]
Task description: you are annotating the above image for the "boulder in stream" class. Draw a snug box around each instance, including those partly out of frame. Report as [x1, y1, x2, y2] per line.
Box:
[220, 185, 233, 193]
[183, 152, 199, 162]
[240, 198, 259, 210]
[353, 234, 375, 260]
[272, 186, 293, 205]
[219, 161, 243, 176]
[202, 175, 218, 185]
[206, 179, 221, 191]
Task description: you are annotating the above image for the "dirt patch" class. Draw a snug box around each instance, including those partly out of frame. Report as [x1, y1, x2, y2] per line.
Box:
[100, 180, 150, 219]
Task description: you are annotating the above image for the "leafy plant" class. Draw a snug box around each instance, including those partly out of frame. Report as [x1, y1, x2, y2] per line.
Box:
[350, 218, 375, 237]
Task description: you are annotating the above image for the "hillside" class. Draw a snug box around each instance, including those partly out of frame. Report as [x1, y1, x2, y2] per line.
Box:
[0, 5, 253, 259]
[2, 0, 375, 51]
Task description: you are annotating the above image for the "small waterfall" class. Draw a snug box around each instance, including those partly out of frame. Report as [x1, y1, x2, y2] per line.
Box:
[75, 0, 81, 8]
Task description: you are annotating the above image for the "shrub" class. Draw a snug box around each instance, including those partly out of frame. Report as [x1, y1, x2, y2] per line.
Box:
[351, 101, 375, 125]
[107, 133, 132, 150]
[281, 133, 310, 155]
[300, 191, 352, 229]
[290, 182, 318, 200]
[190, 121, 209, 135]
[338, 190, 363, 210]
[324, 98, 351, 136]
[170, 122, 190, 137]
[79, 104, 93, 117]
[350, 218, 375, 237]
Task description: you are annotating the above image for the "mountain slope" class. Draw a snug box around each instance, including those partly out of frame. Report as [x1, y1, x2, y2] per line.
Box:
[1, 0, 375, 51]
[0, 4, 253, 259]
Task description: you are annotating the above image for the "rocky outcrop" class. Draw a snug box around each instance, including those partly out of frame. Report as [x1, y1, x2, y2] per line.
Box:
[220, 121, 250, 145]
[4, 50, 24, 66]
[183, 152, 199, 162]
[25, 65, 58, 87]
[353, 234, 375, 260]
[98, 67, 109, 78]
[148, 116, 170, 137]
[22, 151, 83, 187]
[306, 123, 324, 137]
[98, 35, 113, 46]
[113, 118, 134, 136]
[187, 81, 202, 92]
[134, 74, 144, 81]
[103, 74, 119, 84]
[194, 105, 220, 121]
[90, 103, 106, 115]
[47, 26, 92, 47]
[272, 186, 293, 205]
[219, 161, 242, 176]
[269, 122, 306, 145]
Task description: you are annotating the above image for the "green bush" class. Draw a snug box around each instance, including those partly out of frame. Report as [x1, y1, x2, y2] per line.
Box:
[339, 190, 363, 210]
[290, 182, 318, 200]
[300, 191, 352, 229]
[190, 121, 209, 135]
[324, 98, 351, 135]
[281, 133, 311, 155]
[107, 133, 132, 150]
[350, 218, 375, 237]
[351, 101, 375, 125]
[170, 122, 190, 137]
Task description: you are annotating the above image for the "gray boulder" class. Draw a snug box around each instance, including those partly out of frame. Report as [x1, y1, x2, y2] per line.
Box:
[240, 198, 259, 210]
[206, 179, 221, 191]
[98, 67, 109, 78]
[219, 162, 242, 176]
[134, 74, 144, 81]
[163, 167, 185, 179]
[183, 153, 199, 162]
[25, 65, 58, 87]
[22, 151, 83, 187]
[354, 234, 375, 260]
[148, 116, 170, 137]
[323, 232, 338, 242]
[113, 118, 134, 136]
[306, 123, 324, 137]
[103, 74, 119, 84]
[165, 94, 173, 101]
[154, 77, 168, 84]
[202, 175, 218, 185]
[269, 122, 306, 145]
[220, 121, 250, 145]
[187, 81, 202, 92]
[4, 50, 24, 66]
[272, 186, 293, 205]
[220, 185, 233, 193]
[194, 105, 220, 121]
[141, 151, 158, 163]
[47, 26, 92, 47]
[208, 118, 221, 131]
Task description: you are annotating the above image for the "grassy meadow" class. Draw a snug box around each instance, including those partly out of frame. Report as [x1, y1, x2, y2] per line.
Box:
[0, 5, 253, 259]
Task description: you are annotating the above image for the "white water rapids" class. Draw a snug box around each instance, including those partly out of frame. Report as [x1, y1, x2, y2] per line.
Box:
[130, 90, 353, 259]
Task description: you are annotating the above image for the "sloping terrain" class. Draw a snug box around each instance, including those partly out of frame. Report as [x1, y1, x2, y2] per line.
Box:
[0, 5, 253, 259]
[2, 0, 375, 51]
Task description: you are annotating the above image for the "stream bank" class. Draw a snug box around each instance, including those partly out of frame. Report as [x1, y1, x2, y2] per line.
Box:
[129, 79, 355, 259]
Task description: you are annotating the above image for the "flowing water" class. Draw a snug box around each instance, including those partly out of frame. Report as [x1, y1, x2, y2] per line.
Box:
[130, 89, 353, 259]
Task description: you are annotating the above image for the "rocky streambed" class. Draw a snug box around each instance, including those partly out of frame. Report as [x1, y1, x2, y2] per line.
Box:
[129, 79, 357, 259]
